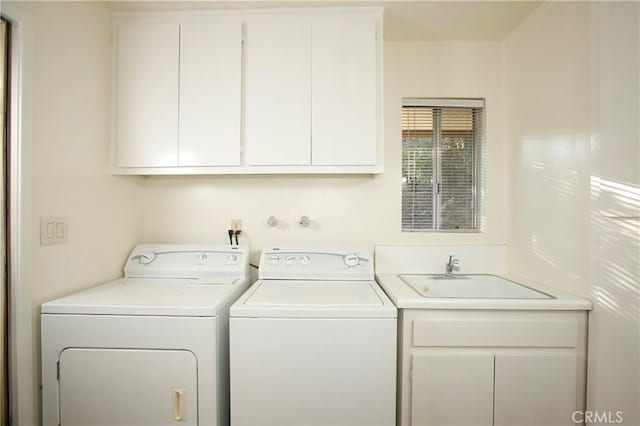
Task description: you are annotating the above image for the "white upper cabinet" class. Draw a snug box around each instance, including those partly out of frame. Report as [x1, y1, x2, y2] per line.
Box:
[244, 18, 312, 166]
[112, 8, 383, 174]
[311, 14, 379, 166]
[179, 20, 242, 167]
[115, 22, 179, 168]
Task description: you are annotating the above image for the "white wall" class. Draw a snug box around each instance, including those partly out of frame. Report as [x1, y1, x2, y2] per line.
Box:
[142, 41, 507, 263]
[6, 2, 145, 423]
[587, 3, 639, 425]
[505, 2, 640, 424]
[504, 2, 592, 296]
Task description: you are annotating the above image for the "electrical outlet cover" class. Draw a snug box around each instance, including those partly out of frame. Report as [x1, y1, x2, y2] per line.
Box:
[230, 219, 242, 231]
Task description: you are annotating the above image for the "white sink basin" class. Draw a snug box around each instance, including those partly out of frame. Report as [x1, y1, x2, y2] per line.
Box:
[398, 274, 553, 299]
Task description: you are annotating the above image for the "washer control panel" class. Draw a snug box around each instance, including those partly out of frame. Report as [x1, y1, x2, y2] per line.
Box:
[259, 247, 373, 281]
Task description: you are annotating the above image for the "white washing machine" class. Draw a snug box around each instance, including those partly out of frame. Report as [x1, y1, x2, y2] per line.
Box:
[41, 244, 250, 426]
[230, 247, 397, 426]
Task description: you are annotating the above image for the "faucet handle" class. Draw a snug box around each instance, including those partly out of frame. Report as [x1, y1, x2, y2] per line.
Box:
[447, 255, 461, 273]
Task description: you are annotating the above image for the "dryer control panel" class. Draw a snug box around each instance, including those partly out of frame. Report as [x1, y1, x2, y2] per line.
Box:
[125, 244, 249, 279]
[258, 247, 373, 281]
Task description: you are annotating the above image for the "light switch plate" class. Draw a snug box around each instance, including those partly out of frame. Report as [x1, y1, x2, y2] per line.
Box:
[40, 216, 68, 246]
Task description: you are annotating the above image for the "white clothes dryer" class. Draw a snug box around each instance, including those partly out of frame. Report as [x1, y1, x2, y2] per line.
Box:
[41, 244, 250, 426]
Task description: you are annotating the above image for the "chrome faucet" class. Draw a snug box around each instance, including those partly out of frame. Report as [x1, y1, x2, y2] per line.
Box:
[445, 255, 460, 277]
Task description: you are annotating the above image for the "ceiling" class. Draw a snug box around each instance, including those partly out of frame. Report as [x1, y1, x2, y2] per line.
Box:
[105, 0, 541, 41]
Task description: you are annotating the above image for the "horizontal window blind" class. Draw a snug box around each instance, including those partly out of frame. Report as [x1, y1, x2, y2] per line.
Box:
[402, 99, 484, 232]
[402, 107, 436, 230]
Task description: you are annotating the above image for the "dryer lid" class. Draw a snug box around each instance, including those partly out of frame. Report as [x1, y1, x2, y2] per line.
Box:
[42, 277, 245, 316]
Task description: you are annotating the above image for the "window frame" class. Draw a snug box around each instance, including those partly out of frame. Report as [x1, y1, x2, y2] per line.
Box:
[401, 98, 485, 233]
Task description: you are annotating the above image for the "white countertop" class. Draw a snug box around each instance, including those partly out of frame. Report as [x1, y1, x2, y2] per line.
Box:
[375, 272, 593, 310]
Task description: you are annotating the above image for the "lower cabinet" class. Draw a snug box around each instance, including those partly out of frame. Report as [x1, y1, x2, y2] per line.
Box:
[494, 353, 579, 426]
[411, 353, 494, 426]
[400, 310, 588, 426]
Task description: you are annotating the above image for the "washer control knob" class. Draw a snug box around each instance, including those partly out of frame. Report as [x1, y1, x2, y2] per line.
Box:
[285, 255, 295, 264]
[300, 255, 310, 265]
[227, 254, 238, 263]
[139, 252, 156, 265]
[299, 216, 311, 227]
[269, 255, 280, 264]
[198, 253, 208, 264]
[343, 253, 360, 267]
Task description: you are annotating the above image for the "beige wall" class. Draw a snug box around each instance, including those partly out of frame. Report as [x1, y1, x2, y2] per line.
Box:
[504, 2, 592, 296]
[7, 2, 145, 423]
[587, 2, 639, 425]
[142, 41, 508, 263]
[505, 2, 640, 424]
[26, 1, 144, 306]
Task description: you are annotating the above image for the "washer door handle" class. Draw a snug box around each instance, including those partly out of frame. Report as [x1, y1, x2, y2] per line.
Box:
[172, 388, 186, 422]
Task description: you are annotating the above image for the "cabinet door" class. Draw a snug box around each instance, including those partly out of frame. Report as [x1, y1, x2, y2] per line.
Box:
[411, 353, 494, 426]
[244, 18, 311, 166]
[116, 22, 179, 167]
[179, 20, 242, 166]
[311, 14, 378, 166]
[494, 353, 579, 426]
[59, 348, 197, 425]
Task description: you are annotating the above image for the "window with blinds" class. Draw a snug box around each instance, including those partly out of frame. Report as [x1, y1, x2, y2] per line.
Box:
[402, 98, 485, 232]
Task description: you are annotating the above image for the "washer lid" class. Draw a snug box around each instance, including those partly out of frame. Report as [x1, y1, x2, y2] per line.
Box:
[42, 277, 245, 317]
[230, 280, 397, 319]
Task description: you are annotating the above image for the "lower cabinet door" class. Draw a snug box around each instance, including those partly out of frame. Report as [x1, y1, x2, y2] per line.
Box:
[494, 353, 579, 426]
[411, 352, 494, 426]
[58, 348, 198, 426]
